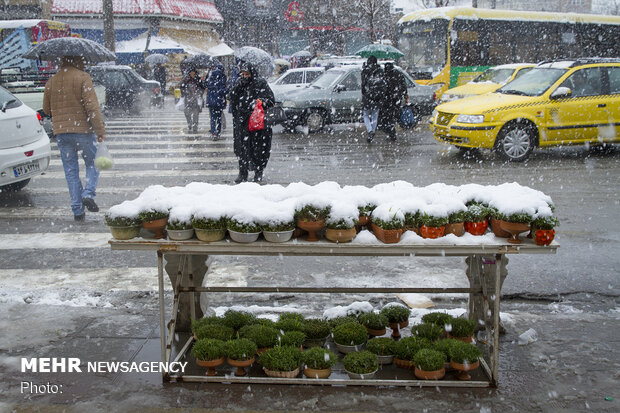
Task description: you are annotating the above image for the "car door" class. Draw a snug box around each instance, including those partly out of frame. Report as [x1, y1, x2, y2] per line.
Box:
[330, 70, 362, 122]
[545, 67, 608, 144]
[604, 66, 620, 141]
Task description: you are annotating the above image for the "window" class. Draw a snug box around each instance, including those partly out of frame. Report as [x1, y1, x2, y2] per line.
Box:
[608, 67, 620, 95]
[340, 72, 361, 90]
[560, 68, 602, 97]
[305, 70, 323, 83]
[279, 71, 303, 85]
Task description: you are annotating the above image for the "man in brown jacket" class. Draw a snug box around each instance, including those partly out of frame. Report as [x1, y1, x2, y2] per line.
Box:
[43, 56, 106, 221]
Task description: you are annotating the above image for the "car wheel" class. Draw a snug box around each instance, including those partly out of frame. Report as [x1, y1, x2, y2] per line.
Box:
[305, 109, 325, 133]
[0, 179, 30, 192]
[495, 123, 536, 162]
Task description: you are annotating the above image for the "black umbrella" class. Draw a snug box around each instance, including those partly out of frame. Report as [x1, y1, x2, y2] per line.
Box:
[22, 37, 116, 63]
[183, 54, 214, 69]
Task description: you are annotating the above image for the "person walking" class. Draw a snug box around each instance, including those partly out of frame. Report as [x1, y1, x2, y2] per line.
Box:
[153, 62, 167, 107]
[206, 62, 228, 140]
[378, 62, 408, 141]
[229, 62, 275, 183]
[361, 56, 386, 143]
[179, 66, 205, 133]
[43, 56, 105, 221]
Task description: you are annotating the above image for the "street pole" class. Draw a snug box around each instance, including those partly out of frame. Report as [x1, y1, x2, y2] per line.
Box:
[103, 0, 115, 52]
[472, 0, 478, 7]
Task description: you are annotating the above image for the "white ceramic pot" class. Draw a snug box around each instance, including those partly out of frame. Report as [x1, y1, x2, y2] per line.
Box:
[345, 369, 378, 380]
[335, 342, 365, 354]
[377, 354, 394, 365]
[167, 228, 194, 240]
[262, 229, 294, 243]
[228, 230, 260, 243]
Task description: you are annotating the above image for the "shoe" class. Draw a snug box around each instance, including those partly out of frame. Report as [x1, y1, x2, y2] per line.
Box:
[212, 134, 220, 141]
[82, 198, 99, 212]
[192, 127, 198, 133]
[74, 213, 85, 222]
[253, 170, 263, 183]
[367, 132, 374, 143]
[234, 170, 248, 184]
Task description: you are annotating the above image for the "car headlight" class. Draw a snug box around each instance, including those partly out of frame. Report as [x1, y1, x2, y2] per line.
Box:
[282, 100, 296, 108]
[456, 114, 484, 124]
[431, 109, 438, 123]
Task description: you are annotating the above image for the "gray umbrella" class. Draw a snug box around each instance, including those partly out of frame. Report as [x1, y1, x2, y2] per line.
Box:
[22, 37, 116, 63]
[291, 50, 312, 58]
[234, 46, 275, 78]
[145, 53, 169, 64]
[183, 54, 214, 69]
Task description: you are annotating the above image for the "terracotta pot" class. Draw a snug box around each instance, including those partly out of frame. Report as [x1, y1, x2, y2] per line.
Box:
[142, 217, 168, 239]
[370, 223, 403, 244]
[419, 225, 445, 239]
[534, 229, 555, 246]
[108, 225, 141, 240]
[450, 359, 480, 381]
[388, 320, 409, 339]
[196, 357, 225, 376]
[304, 367, 332, 379]
[405, 226, 420, 235]
[499, 221, 530, 244]
[357, 215, 370, 226]
[296, 219, 325, 242]
[365, 327, 386, 337]
[325, 227, 357, 243]
[393, 357, 415, 370]
[227, 357, 255, 377]
[256, 347, 272, 355]
[464, 220, 488, 236]
[449, 335, 474, 343]
[489, 217, 511, 238]
[445, 222, 464, 237]
[264, 366, 300, 378]
[194, 228, 226, 242]
[292, 227, 306, 239]
[414, 366, 446, 380]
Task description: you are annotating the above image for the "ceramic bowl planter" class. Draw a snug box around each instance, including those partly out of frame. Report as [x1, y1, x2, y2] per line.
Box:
[191, 338, 227, 376]
[413, 348, 447, 380]
[194, 228, 226, 242]
[414, 366, 445, 380]
[394, 357, 416, 370]
[489, 217, 511, 237]
[444, 222, 464, 237]
[498, 221, 530, 244]
[325, 227, 357, 243]
[228, 230, 260, 243]
[167, 228, 194, 241]
[450, 359, 480, 381]
[419, 225, 445, 239]
[342, 351, 379, 380]
[534, 229, 555, 246]
[332, 321, 368, 354]
[464, 220, 488, 235]
[448, 341, 482, 381]
[301, 347, 338, 378]
[366, 337, 395, 365]
[197, 357, 225, 376]
[296, 219, 325, 242]
[263, 229, 294, 243]
[108, 225, 141, 240]
[303, 367, 332, 379]
[303, 319, 331, 348]
[531, 216, 558, 246]
[226, 338, 257, 376]
[142, 217, 168, 239]
[228, 357, 255, 377]
[380, 304, 411, 340]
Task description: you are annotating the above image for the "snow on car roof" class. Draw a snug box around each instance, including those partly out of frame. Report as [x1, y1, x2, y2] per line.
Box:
[493, 63, 536, 69]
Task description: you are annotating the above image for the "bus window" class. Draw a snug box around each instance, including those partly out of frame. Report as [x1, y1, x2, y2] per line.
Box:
[450, 19, 483, 67]
[398, 19, 448, 76]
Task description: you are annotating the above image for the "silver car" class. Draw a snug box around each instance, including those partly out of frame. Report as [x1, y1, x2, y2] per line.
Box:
[278, 64, 437, 133]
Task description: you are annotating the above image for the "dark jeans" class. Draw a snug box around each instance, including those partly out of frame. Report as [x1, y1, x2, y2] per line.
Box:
[209, 107, 222, 136]
[184, 106, 200, 131]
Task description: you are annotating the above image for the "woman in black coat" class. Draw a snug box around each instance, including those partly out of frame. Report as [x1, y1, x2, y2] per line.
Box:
[378, 62, 408, 141]
[229, 62, 275, 183]
[179, 67, 205, 133]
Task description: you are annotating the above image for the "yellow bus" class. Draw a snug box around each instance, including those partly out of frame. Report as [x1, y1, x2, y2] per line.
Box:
[396, 7, 620, 98]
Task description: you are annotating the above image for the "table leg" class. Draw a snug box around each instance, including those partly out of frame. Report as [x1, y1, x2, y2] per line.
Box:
[157, 251, 167, 381]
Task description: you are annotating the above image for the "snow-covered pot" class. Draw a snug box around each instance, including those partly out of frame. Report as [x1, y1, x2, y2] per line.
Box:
[229, 230, 260, 243]
[167, 228, 194, 241]
[262, 229, 294, 243]
[109, 225, 141, 240]
[325, 227, 356, 243]
[445, 222, 464, 237]
[195, 228, 226, 242]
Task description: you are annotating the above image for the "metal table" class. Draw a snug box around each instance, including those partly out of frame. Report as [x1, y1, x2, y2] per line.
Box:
[109, 237, 558, 387]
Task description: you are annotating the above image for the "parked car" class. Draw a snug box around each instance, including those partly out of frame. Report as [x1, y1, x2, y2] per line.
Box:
[269, 67, 325, 99]
[87, 65, 160, 114]
[278, 64, 438, 133]
[439, 63, 535, 103]
[0, 85, 51, 191]
[430, 58, 620, 161]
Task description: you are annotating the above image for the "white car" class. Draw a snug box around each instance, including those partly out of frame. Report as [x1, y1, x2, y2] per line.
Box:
[0, 86, 51, 191]
[269, 67, 325, 99]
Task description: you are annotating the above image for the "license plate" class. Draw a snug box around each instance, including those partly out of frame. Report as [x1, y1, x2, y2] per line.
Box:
[13, 161, 40, 178]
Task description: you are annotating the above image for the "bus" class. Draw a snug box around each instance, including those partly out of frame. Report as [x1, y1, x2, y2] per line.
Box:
[0, 20, 71, 71]
[396, 7, 620, 98]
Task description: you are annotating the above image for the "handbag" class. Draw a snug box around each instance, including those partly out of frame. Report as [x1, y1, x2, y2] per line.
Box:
[399, 106, 416, 129]
[264, 106, 287, 127]
[248, 99, 265, 132]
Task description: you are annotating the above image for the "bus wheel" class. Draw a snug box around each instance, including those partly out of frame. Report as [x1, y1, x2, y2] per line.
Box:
[305, 109, 325, 133]
[495, 122, 536, 162]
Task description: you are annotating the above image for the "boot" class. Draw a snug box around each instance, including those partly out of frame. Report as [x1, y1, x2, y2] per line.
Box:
[253, 169, 263, 183]
[367, 131, 374, 143]
[234, 162, 248, 184]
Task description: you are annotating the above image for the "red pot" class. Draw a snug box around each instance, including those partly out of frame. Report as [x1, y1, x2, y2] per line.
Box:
[464, 220, 488, 236]
[419, 225, 445, 239]
[534, 229, 555, 246]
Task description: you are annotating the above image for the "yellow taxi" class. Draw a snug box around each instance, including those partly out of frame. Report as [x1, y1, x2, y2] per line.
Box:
[430, 58, 620, 161]
[439, 63, 535, 104]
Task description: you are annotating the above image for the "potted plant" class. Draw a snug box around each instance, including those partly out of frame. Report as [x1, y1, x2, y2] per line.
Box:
[449, 318, 477, 343]
[433, 338, 460, 369]
[464, 203, 489, 236]
[332, 321, 368, 353]
[222, 310, 256, 332]
[404, 210, 422, 235]
[192, 216, 227, 242]
[487, 206, 511, 238]
[342, 350, 379, 380]
[252, 318, 277, 328]
[238, 324, 280, 354]
[412, 323, 444, 342]
[380, 304, 411, 339]
[262, 219, 295, 243]
[166, 217, 194, 241]
[327, 316, 358, 330]
[303, 319, 331, 348]
[138, 208, 169, 239]
[259, 345, 303, 378]
[357, 204, 376, 228]
[194, 324, 235, 342]
[191, 316, 225, 339]
[498, 211, 533, 244]
[445, 210, 466, 237]
[275, 318, 305, 333]
[531, 215, 558, 246]
[302, 347, 338, 378]
[413, 348, 446, 380]
[278, 312, 305, 323]
[104, 213, 141, 240]
[370, 205, 405, 244]
[225, 338, 257, 377]
[393, 336, 431, 370]
[227, 218, 262, 243]
[358, 312, 388, 337]
[421, 312, 454, 332]
[294, 204, 331, 242]
[449, 341, 482, 380]
[191, 338, 226, 376]
[366, 337, 396, 365]
[419, 213, 448, 239]
[278, 330, 307, 349]
[325, 218, 358, 243]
